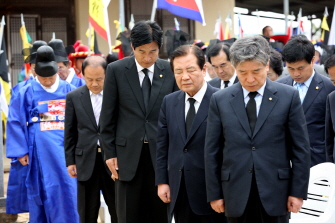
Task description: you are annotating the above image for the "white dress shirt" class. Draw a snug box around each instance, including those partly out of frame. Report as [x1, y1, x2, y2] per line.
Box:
[135, 58, 154, 86]
[242, 81, 266, 117]
[293, 71, 315, 103]
[90, 90, 103, 145]
[36, 74, 60, 93]
[220, 73, 237, 89]
[185, 82, 207, 120]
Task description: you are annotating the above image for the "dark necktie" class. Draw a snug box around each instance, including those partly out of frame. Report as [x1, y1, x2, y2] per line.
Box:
[224, 81, 230, 88]
[186, 98, 196, 136]
[246, 92, 258, 134]
[142, 68, 151, 114]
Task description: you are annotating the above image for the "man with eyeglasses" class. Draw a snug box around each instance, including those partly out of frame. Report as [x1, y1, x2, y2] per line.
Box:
[207, 43, 238, 89]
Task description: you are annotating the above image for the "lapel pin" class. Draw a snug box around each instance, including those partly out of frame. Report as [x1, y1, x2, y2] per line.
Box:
[32, 117, 38, 122]
[316, 86, 319, 90]
[159, 74, 163, 78]
[269, 97, 272, 101]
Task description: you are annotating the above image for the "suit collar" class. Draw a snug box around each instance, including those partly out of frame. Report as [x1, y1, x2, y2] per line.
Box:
[230, 80, 278, 138]
[302, 72, 323, 112]
[80, 85, 98, 129]
[185, 84, 216, 144]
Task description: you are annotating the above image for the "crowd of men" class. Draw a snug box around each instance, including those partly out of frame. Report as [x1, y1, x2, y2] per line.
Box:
[4, 20, 335, 223]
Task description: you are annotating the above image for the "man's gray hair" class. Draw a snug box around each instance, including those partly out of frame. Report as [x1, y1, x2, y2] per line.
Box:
[230, 35, 270, 67]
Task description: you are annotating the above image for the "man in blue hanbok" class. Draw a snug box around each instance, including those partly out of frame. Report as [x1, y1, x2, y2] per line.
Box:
[6, 45, 79, 223]
[49, 39, 85, 88]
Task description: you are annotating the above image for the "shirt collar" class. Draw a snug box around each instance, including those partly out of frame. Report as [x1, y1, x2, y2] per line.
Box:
[242, 81, 267, 99]
[293, 70, 315, 88]
[89, 90, 103, 96]
[222, 72, 237, 86]
[134, 58, 155, 74]
[36, 74, 60, 93]
[185, 81, 207, 104]
[66, 69, 75, 83]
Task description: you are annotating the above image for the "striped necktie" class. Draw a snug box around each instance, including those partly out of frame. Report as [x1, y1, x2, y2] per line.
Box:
[93, 93, 102, 125]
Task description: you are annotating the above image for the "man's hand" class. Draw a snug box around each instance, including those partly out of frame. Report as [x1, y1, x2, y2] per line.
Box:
[287, 196, 303, 213]
[18, 154, 29, 166]
[67, 165, 77, 177]
[210, 199, 225, 213]
[106, 158, 118, 179]
[158, 184, 171, 203]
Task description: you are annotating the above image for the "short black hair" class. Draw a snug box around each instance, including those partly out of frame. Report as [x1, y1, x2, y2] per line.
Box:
[130, 20, 163, 49]
[106, 52, 119, 64]
[82, 55, 107, 76]
[282, 35, 315, 64]
[324, 54, 335, 74]
[206, 43, 231, 64]
[269, 49, 283, 76]
[262, 26, 271, 35]
[170, 45, 205, 71]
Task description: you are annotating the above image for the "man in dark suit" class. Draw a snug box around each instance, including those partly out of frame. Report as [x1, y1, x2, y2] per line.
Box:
[65, 55, 117, 223]
[325, 55, 335, 162]
[207, 43, 238, 89]
[100, 20, 179, 223]
[156, 45, 226, 223]
[205, 35, 310, 223]
[277, 35, 335, 166]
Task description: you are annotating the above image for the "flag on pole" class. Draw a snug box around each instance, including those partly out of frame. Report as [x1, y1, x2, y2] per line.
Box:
[20, 14, 32, 81]
[129, 14, 135, 30]
[0, 18, 10, 118]
[287, 12, 293, 38]
[89, 0, 112, 52]
[297, 8, 304, 35]
[157, 0, 206, 25]
[224, 13, 232, 40]
[328, 5, 335, 45]
[86, 27, 101, 54]
[321, 7, 330, 41]
[238, 13, 244, 38]
[213, 15, 223, 40]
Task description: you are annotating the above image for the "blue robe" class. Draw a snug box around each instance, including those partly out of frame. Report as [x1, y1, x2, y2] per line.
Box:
[70, 74, 85, 88]
[6, 76, 35, 214]
[6, 80, 79, 223]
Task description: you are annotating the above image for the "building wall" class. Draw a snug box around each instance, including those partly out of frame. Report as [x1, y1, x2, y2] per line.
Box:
[75, 0, 120, 56]
[196, 0, 235, 44]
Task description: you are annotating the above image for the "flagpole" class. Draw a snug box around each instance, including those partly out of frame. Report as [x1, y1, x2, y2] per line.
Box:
[103, 0, 112, 53]
[119, 0, 125, 31]
[0, 16, 5, 54]
[151, 0, 157, 21]
[328, 5, 335, 45]
[284, 0, 289, 34]
[88, 22, 92, 55]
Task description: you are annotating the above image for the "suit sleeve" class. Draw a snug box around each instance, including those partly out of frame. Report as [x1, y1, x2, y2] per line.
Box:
[287, 90, 311, 199]
[205, 94, 224, 202]
[64, 93, 78, 166]
[155, 97, 169, 185]
[325, 94, 335, 163]
[100, 64, 119, 159]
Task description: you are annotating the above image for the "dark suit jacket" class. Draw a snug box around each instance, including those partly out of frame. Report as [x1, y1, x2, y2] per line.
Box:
[64, 85, 106, 181]
[156, 84, 218, 215]
[208, 76, 239, 88]
[100, 56, 178, 181]
[277, 72, 335, 166]
[205, 80, 310, 217]
[326, 91, 335, 162]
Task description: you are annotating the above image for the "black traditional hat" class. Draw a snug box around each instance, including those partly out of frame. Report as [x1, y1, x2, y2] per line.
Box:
[23, 40, 47, 63]
[48, 39, 69, 63]
[35, 46, 58, 77]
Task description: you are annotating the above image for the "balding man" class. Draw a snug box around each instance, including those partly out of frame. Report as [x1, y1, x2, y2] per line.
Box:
[65, 56, 117, 223]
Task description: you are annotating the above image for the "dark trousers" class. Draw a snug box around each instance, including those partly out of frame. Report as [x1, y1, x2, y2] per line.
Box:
[227, 173, 289, 223]
[78, 152, 118, 223]
[115, 143, 168, 223]
[174, 173, 227, 223]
